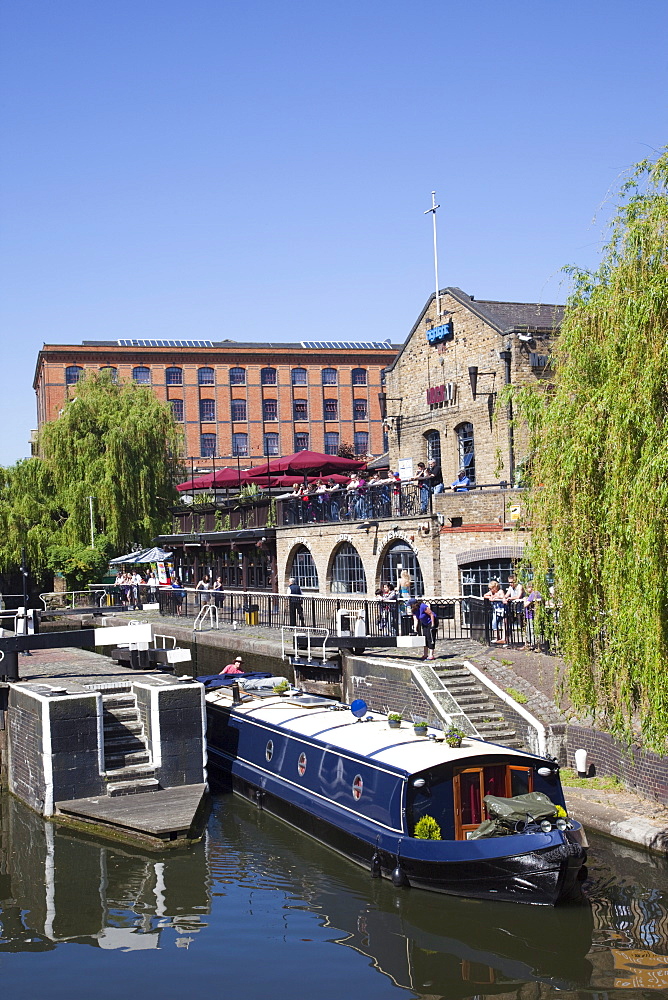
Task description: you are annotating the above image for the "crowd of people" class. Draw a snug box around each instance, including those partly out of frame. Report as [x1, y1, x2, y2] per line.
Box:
[113, 569, 159, 609]
[482, 575, 546, 649]
[282, 458, 472, 524]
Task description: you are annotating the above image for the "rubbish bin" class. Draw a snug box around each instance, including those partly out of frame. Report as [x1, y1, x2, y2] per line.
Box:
[400, 614, 413, 636]
[244, 603, 259, 626]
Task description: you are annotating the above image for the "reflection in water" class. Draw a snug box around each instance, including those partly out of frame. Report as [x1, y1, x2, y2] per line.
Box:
[2, 791, 668, 999]
[0, 793, 209, 953]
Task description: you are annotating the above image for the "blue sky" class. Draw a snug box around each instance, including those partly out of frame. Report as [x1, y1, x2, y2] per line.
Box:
[1, 0, 666, 465]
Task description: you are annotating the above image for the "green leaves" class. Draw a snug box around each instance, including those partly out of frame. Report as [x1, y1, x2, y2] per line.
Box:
[517, 147, 668, 751]
[0, 372, 184, 588]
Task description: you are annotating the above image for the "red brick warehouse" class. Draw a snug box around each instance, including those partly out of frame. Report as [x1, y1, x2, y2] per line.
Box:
[33, 337, 399, 465]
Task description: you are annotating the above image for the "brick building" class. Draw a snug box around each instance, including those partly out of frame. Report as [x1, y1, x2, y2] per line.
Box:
[383, 286, 563, 486]
[32, 338, 398, 463]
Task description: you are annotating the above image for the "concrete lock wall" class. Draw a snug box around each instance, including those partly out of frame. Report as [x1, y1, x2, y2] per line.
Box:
[8, 684, 104, 816]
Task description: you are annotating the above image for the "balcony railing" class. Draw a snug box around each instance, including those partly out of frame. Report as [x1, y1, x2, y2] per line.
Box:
[278, 482, 430, 527]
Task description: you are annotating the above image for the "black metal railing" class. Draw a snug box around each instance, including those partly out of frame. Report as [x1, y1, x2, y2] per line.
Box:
[156, 588, 560, 652]
[278, 482, 431, 527]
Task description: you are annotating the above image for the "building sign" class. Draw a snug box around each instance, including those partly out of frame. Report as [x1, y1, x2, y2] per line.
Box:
[426, 382, 456, 406]
[426, 320, 454, 345]
[381, 530, 418, 554]
[509, 505, 521, 522]
[294, 537, 312, 549]
[398, 458, 413, 481]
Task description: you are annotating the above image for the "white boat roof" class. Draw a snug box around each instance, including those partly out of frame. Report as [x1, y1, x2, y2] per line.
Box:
[206, 690, 535, 776]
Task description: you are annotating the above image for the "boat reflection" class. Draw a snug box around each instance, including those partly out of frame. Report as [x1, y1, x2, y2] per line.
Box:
[0, 794, 209, 952]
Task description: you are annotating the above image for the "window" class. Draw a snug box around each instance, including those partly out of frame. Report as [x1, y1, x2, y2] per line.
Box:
[352, 368, 367, 386]
[322, 368, 337, 385]
[381, 541, 424, 596]
[200, 433, 216, 457]
[459, 559, 515, 598]
[261, 367, 277, 385]
[294, 432, 309, 452]
[291, 546, 319, 590]
[171, 399, 184, 422]
[65, 365, 83, 385]
[229, 367, 246, 385]
[324, 432, 339, 455]
[293, 399, 308, 421]
[263, 399, 277, 421]
[353, 399, 367, 420]
[200, 399, 216, 422]
[331, 542, 367, 594]
[232, 433, 248, 456]
[425, 429, 441, 463]
[264, 432, 279, 456]
[456, 422, 476, 484]
[453, 765, 533, 840]
[165, 367, 183, 385]
[198, 367, 215, 385]
[132, 366, 151, 384]
[354, 431, 368, 456]
[231, 399, 247, 421]
[324, 398, 338, 421]
[99, 366, 118, 383]
[292, 368, 307, 386]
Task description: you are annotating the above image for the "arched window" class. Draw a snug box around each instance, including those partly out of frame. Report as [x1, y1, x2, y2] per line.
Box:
[165, 367, 183, 385]
[291, 546, 319, 590]
[459, 559, 515, 598]
[261, 367, 277, 385]
[198, 367, 215, 386]
[99, 366, 118, 383]
[200, 433, 216, 457]
[291, 367, 307, 386]
[171, 399, 184, 422]
[232, 433, 248, 456]
[456, 422, 476, 484]
[132, 366, 151, 384]
[351, 368, 367, 386]
[380, 541, 424, 596]
[425, 429, 441, 463]
[294, 432, 309, 451]
[331, 543, 366, 594]
[65, 365, 83, 385]
[322, 368, 337, 385]
[263, 432, 279, 455]
[229, 367, 246, 385]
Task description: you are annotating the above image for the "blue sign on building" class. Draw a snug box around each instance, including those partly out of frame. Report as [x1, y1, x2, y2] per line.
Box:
[426, 320, 454, 345]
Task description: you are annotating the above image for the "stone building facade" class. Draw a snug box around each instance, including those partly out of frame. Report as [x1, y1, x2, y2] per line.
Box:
[33, 338, 398, 463]
[382, 286, 562, 487]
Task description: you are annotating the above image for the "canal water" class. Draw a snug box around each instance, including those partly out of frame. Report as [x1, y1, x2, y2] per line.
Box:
[1, 792, 668, 1000]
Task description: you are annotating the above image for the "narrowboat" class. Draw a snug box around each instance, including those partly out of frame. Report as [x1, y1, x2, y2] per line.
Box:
[203, 679, 587, 905]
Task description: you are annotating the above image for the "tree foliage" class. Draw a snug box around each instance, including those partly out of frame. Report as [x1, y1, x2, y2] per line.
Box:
[0, 371, 183, 587]
[511, 149, 668, 749]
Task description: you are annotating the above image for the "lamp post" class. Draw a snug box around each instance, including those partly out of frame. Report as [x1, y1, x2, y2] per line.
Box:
[88, 496, 96, 548]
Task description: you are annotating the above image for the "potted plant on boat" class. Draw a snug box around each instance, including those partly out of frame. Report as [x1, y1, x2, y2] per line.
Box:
[273, 679, 290, 696]
[444, 725, 466, 748]
[413, 720, 429, 736]
[387, 712, 403, 729]
[413, 815, 441, 840]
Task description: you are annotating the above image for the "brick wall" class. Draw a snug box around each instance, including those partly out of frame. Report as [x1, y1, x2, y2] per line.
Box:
[567, 725, 668, 805]
[342, 654, 441, 727]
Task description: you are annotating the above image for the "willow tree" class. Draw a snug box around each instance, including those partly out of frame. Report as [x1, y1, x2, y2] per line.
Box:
[0, 371, 183, 586]
[513, 149, 668, 750]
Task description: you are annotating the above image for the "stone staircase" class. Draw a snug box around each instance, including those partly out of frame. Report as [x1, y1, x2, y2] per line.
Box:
[435, 662, 525, 750]
[102, 690, 160, 797]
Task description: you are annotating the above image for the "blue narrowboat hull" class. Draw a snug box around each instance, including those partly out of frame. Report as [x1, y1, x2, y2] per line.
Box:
[206, 700, 586, 906]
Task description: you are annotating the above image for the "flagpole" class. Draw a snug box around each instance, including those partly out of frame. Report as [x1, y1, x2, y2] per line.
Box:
[424, 191, 441, 317]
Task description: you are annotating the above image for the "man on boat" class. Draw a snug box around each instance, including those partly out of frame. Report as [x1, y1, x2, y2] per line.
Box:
[220, 656, 245, 675]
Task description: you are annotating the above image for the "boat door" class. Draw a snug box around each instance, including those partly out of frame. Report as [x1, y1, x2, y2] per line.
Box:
[453, 764, 533, 840]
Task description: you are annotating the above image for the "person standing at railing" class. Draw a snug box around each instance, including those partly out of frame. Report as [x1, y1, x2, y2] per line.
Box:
[503, 574, 524, 645]
[147, 571, 158, 602]
[410, 599, 437, 660]
[415, 462, 432, 513]
[287, 577, 305, 626]
[428, 459, 444, 494]
[378, 582, 397, 634]
[483, 579, 506, 643]
[131, 570, 144, 610]
[196, 575, 212, 606]
[171, 576, 184, 616]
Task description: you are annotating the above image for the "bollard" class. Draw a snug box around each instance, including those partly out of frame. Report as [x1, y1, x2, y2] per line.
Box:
[574, 748, 588, 779]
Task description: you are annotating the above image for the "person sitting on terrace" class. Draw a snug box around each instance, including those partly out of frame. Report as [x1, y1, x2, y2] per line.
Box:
[451, 468, 470, 492]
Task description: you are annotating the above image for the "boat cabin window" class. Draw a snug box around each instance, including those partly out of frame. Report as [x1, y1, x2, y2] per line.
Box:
[453, 764, 533, 840]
